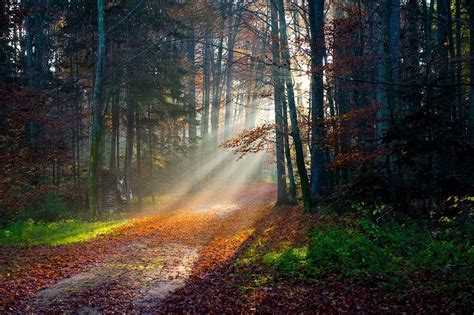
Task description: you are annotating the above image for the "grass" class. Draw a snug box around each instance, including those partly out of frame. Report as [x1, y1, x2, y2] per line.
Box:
[0, 219, 130, 246]
[262, 218, 474, 281]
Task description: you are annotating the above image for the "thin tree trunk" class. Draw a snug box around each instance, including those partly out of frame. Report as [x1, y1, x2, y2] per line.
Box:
[224, 8, 240, 141]
[455, 0, 462, 120]
[148, 104, 156, 210]
[187, 31, 197, 142]
[87, 0, 105, 219]
[423, 0, 435, 62]
[110, 79, 119, 175]
[308, 0, 327, 201]
[211, 11, 226, 147]
[201, 29, 211, 138]
[469, 1, 474, 143]
[282, 99, 297, 204]
[270, 0, 289, 204]
[135, 104, 142, 211]
[125, 86, 135, 211]
[276, 0, 312, 210]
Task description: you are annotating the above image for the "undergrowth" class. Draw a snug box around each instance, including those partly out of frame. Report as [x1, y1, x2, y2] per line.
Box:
[262, 217, 474, 281]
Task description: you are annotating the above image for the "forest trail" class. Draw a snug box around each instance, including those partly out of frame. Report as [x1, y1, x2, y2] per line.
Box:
[0, 184, 276, 313]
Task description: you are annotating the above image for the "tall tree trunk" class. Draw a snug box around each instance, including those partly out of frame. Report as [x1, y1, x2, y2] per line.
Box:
[201, 29, 211, 138]
[406, 0, 421, 111]
[270, 0, 289, 204]
[423, 0, 435, 62]
[282, 99, 297, 204]
[437, 0, 449, 76]
[469, 1, 474, 143]
[211, 11, 225, 147]
[376, 2, 390, 145]
[125, 86, 135, 211]
[245, 45, 265, 129]
[135, 104, 142, 211]
[276, 0, 312, 210]
[187, 32, 197, 142]
[308, 0, 327, 201]
[110, 79, 119, 175]
[148, 104, 156, 210]
[455, 0, 462, 120]
[88, 0, 106, 219]
[224, 8, 240, 141]
[388, 0, 400, 115]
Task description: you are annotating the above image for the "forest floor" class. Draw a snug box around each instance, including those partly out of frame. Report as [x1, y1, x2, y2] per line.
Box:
[0, 184, 275, 313]
[1, 183, 472, 313]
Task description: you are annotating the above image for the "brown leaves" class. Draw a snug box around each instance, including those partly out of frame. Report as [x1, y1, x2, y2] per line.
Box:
[0, 184, 276, 313]
[220, 123, 276, 159]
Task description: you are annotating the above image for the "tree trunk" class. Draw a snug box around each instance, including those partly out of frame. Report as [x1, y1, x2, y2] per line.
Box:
[88, 0, 106, 219]
[201, 29, 211, 138]
[211, 12, 226, 147]
[125, 86, 135, 211]
[455, 0, 462, 120]
[135, 105, 142, 211]
[283, 98, 297, 204]
[276, 0, 312, 210]
[224, 8, 240, 141]
[148, 104, 156, 210]
[110, 79, 119, 175]
[270, 0, 289, 205]
[187, 31, 197, 142]
[469, 1, 474, 143]
[388, 0, 400, 115]
[308, 0, 327, 201]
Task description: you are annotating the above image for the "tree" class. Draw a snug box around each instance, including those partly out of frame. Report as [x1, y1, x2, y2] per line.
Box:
[308, 0, 327, 202]
[470, 1, 474, 143]
[88, 0, 106, 219]
[270, 0, 289, 204]
[275, 0, 312, 210]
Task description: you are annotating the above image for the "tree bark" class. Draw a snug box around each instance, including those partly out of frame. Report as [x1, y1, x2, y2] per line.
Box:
[110, 79, 119, 175]
[276, 0, 312, 210]
[88, 0, 106, 219]
[224, 6, 241, 141]
[211, 9, 226, 147]
[201, 29, 211, 138]
[125, 86, 135, 211]
[469, 1, 474, 143]
[187, 31, 197, 142]
[135, 104, 142, 211]
[270, 0, 289, 205]
[148, 104, 156, 210]
[308, 0, 327, 201]
[282, 98, 297, 204]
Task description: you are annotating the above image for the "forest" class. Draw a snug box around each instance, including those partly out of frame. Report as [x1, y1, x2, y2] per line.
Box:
[0, 0, 473, 312]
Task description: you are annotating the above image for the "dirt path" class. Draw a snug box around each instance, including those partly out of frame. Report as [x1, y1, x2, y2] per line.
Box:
[0, 184, 275, 313]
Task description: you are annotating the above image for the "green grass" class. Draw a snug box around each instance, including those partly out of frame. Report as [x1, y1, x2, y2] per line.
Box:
[263, 218, 474, 280]
[0, 219, 130, 246]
